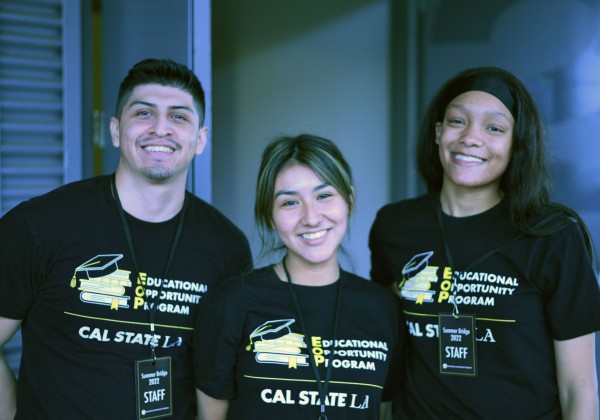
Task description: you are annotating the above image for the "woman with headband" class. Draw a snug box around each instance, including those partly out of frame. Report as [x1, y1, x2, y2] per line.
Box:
[369, 66, 600, 418]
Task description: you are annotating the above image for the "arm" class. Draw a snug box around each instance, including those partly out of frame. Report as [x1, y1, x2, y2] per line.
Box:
[0, 317, 21, 420]
[379, 401, 391, 420]
[196, 388, 228, 420]
[554, 333, 599, 420]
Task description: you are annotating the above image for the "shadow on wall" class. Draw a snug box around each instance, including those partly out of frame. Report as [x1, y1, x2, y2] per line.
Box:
[212, 0, 383, 67]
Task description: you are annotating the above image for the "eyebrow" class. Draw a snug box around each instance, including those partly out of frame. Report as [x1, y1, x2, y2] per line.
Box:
[274, 182, 331, 198]
[447, 103, 512, 122]
[128, 100, 195, 113]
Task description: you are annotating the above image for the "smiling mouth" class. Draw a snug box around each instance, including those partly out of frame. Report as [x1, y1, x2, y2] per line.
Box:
[301, 229, 328, 240]
[143, 145, 174, 153]
[453, 153, 485, 163]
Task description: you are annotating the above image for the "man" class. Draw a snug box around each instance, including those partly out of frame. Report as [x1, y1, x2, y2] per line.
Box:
[0, 58, 252, 419]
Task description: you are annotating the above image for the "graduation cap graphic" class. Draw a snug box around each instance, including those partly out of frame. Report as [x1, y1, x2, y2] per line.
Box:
[402, 251, 434, 278]
[401, 251, 438, 304]
[70, 254, 132, 310]
[246, 319, 309, 368]
[71, 254, 124, 284]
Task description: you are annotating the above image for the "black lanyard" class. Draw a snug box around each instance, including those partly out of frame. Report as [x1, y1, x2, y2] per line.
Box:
[111, 175, 188, 358]
[435, 200, 525, 317]
[282, 257, 343, 420]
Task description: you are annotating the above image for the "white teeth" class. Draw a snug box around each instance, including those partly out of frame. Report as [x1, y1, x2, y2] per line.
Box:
[455, 154, 484, 163]
[302, 230, 327, 240]
[144, 145, 173, 153]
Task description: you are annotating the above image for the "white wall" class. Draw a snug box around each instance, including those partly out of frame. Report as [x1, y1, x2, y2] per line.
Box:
[212, 1, 392, 277]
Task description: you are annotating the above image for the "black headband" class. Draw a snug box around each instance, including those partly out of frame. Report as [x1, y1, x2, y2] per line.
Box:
[444, 74, 516, 117]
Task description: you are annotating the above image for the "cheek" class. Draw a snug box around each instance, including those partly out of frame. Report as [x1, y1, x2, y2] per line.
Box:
[493, 141, 513, 162]
[334, 207, 349, 220]
[437, 132, 453, 150]
[438, 143, 447, 164]
[118, 125, 140, 145]
[272, 211, 297, 235]
[328, 204, 350, 227]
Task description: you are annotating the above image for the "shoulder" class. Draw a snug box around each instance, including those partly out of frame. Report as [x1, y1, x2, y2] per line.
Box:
[519, 205, 598, 278]
[527, 204, 590, 246]
[374, 193, 435, 224]
[8, 176, 110, 223]
[223, 266, 274, 287]
[186, 194, 247, 238]
[530, 204, 579, 229]
[184, 195, 250, 260]
[209, 266, 278, 301]
[344, 271, 399, 303]
[21, 177, 109, 215]
[342, 272, 401, 322]
[1, 177, 112, 245]
[370, 193, 436, 242]
[25, 176, 108, 207]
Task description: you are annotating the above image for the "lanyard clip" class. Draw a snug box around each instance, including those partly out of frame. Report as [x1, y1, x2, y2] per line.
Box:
[149, 321, 160, 360]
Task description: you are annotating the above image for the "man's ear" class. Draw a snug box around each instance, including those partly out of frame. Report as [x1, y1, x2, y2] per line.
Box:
[110, 117, 120, 148]
[195, 126, 209, 155]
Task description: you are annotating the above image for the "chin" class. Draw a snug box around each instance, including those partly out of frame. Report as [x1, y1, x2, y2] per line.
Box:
[143, 167, 175, 180]
[302, 254, 338, 267]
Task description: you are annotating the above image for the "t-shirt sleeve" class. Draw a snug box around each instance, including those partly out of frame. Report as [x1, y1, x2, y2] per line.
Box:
[542, 223, 600, 340]
[227, 231, 253, 278]
[193, 280, 245, 399]
[380, 294, 405, 401]
[0, 204, 39, 319]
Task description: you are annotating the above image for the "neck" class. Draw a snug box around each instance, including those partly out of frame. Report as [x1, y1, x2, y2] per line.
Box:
[277, 255, 340, 286]
[113, 171, 186, 222]
[439, 184, 503, 217]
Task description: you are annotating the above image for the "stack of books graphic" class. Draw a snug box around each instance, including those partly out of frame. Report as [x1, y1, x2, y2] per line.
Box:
[249, 319, 309, 368]
[71, 254, 132, 309]
[401, 251, 438, 303]
[401, 266, 438, 302]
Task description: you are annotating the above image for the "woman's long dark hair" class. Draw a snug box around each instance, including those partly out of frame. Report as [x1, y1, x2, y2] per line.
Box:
[417, 66, 596, 265]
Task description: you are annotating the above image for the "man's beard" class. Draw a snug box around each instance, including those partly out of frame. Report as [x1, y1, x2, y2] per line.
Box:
[142, 164, 174, 180]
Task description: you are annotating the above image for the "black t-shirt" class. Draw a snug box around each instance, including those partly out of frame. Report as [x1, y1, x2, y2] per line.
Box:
[194, 266, 403, 419]
[369, 193, 600, 419]
[0, 175, 252, 419]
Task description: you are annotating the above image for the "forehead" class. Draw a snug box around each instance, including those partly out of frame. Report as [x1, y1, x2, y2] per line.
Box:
[275, 164, 323, 189]
[448, 90, 513, 119]
[125, 83, 197, 111]
[448, 90, 510, 114]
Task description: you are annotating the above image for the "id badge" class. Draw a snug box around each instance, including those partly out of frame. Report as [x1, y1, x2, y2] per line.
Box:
[438, 313, 477, 377]
[135, 356, 173, 419]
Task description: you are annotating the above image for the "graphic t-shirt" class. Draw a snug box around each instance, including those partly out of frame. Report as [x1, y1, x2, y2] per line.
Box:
[0, 175, 252, 419]
[369, 193, 600, 419]
[194, 267, 403, 420]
